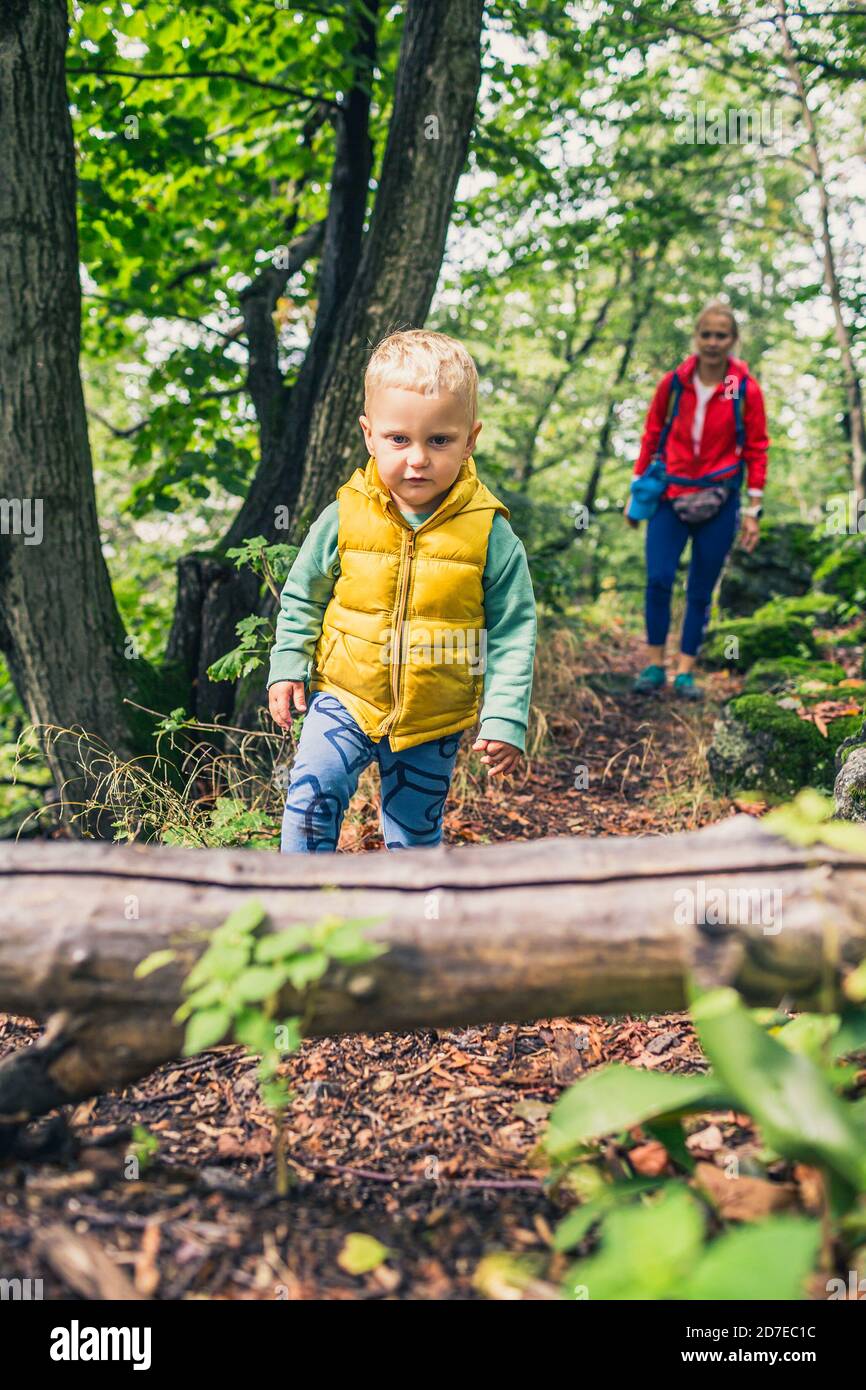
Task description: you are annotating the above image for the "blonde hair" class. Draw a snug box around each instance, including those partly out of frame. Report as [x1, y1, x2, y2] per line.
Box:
[695, 300, 739, 341]
[364, 329, 478, 425]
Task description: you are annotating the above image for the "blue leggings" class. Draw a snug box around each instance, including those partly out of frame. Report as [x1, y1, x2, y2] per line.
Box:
[280, 691, 463, 853]
[645, 490, 740, 656]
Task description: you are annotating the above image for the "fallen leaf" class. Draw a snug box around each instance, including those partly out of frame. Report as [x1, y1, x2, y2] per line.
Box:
[337, 1233, 390, 1276]
[693, 1161, 796, 1221]
[629, 1140, 669, 1176]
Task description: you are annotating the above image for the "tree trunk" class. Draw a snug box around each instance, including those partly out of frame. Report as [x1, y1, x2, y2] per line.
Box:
[170, 0, 486, 724]
[1, 815, 864, 1121]
[583, 248, 663, 514]
[515, 269, 623, 489]
[0, 0, 150, 835]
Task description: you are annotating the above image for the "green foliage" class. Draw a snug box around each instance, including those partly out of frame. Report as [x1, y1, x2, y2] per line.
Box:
[144, 897, 387, 1191]
[161, 795, 276, 848]
[692, 988, 866, 1194]
[702, 617, 818, 672]
[544, 972, 866, 1299]
[764, 787, 866, 857]
[815, 540, 866, 606]
[206, 537, 298, 685]
[742, 657, 847, 695]
[127, 1123, 160, 1173]
[708, 694, 841, 796]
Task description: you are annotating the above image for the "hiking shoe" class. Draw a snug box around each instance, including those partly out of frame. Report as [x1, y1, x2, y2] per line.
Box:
[632, 664, 666, 694]
[673, 672, 703, 700]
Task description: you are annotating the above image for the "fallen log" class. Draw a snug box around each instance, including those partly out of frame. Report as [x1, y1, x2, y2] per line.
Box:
[1, 814, 865, 1122]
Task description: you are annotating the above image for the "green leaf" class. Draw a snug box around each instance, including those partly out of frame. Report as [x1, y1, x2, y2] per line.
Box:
[231, 965, 287, 1003]
[184, 943, 250, 990]
[832, 1010, 866, 1059]
[174, 979, 227, 1023]
[233, 1007, 279, 1055]
[260, 1078, 291, 1111]
[773, 1013, 839, 1064]
[546, 1064, 727, 1158]
[322, 921, 388, 964]
[693, 988, 866, 1191]
[255, 926, 314, 962]
[564, 1185, 705, 1300]
[337, 1233, 391, 1276]
[285, 950, 329, 991]
[211, 898, 267, 942]
[134, 948, 176, 978]
[677, 1218, 821, 1301]
[552, 1178, 664, 1253]
[183, 1006, 232, 1056]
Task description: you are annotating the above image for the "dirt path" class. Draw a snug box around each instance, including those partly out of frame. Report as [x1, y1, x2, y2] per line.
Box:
[0, 640, 744, 1301]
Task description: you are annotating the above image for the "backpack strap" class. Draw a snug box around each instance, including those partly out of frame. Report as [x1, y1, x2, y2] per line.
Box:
[733, 373, 748, 454]
[663, 371, 749, 488]
[655, 372, 684, 464]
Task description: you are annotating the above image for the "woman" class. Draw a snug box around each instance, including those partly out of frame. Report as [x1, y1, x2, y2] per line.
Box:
[628, 301, 769, 698]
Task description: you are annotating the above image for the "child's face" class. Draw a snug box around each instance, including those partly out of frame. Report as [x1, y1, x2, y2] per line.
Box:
[359, 386, 482, 515]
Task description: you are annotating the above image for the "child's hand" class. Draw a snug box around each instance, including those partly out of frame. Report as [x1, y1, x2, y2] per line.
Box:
[472, 737, 522, 777]
[268, 680, 307, 730]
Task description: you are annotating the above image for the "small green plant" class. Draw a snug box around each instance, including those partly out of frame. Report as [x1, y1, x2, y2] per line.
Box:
[537, 983, 866, 1301]
[206, 536, 297, 685]
[126, 1123, 160, 1176]
[140, 898, 386, 1194]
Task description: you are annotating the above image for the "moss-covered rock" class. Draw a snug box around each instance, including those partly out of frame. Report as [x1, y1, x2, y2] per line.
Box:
[751, 592, 844, 628]
[742, 657, 846, 695]
[701, 616, 818, 672]
[834, 745, 866, 822]
[814, 539, 866, 603]
[833, 620, 866, 648]
[718, 521, 831, 617]
[707, 694, 856, 796]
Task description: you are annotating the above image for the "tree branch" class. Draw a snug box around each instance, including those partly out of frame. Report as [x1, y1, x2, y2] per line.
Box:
[86, 388, 245, 438]
[65, 66, 341, 107]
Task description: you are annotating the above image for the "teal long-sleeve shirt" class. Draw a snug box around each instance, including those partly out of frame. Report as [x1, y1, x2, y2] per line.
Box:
[267, 501, 537, 752]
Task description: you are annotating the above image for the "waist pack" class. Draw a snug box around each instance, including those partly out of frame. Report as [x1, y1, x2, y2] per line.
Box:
[628, 370, 748, 523]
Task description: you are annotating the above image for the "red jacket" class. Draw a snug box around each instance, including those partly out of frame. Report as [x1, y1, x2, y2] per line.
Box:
[634, 354, 769, 498]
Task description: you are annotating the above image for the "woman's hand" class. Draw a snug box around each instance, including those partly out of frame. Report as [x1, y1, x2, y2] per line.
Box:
[738, 515, 760, 554]
[268, 679, 307, 730]
[624, 499, 639, 530]
[472, 738, 522, 777]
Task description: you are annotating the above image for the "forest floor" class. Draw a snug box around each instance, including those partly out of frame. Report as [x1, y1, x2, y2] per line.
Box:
[0, 631, 786, 1301]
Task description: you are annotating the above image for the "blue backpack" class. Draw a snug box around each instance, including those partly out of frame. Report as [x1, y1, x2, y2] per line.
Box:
[628, 371, 748, 522]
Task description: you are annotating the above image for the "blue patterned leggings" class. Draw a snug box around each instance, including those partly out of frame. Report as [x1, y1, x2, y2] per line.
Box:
[280, 691, 463, 853]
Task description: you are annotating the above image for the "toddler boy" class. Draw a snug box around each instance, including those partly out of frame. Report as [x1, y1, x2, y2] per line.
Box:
[267, 329, 536, 852]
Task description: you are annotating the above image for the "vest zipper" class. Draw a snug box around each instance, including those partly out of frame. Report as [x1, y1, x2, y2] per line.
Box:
[383, 527, 414, 734]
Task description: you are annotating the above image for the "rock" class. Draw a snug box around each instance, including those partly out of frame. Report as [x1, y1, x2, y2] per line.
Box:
[707, 695, 839, 796]
[718, 522, 829, 617]
[742, 658, 846, 696]
[701, 615, 818, 672]
[834, 744, 866, 822]
[814, 538, 866, 603]
[751, 592, 844, 627]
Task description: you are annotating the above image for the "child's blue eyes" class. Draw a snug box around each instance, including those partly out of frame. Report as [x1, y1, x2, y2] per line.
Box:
[389, 436, 451, 446]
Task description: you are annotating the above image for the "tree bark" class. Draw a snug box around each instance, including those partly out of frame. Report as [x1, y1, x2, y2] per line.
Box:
[169, 0, 486, 724]
[1, 815, 864, 1121]
[0, 0, 152, 835]
[583, 246, 664, 514]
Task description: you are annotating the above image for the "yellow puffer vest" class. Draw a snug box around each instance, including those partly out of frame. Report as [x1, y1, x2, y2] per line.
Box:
[309, 455, 510, 751]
